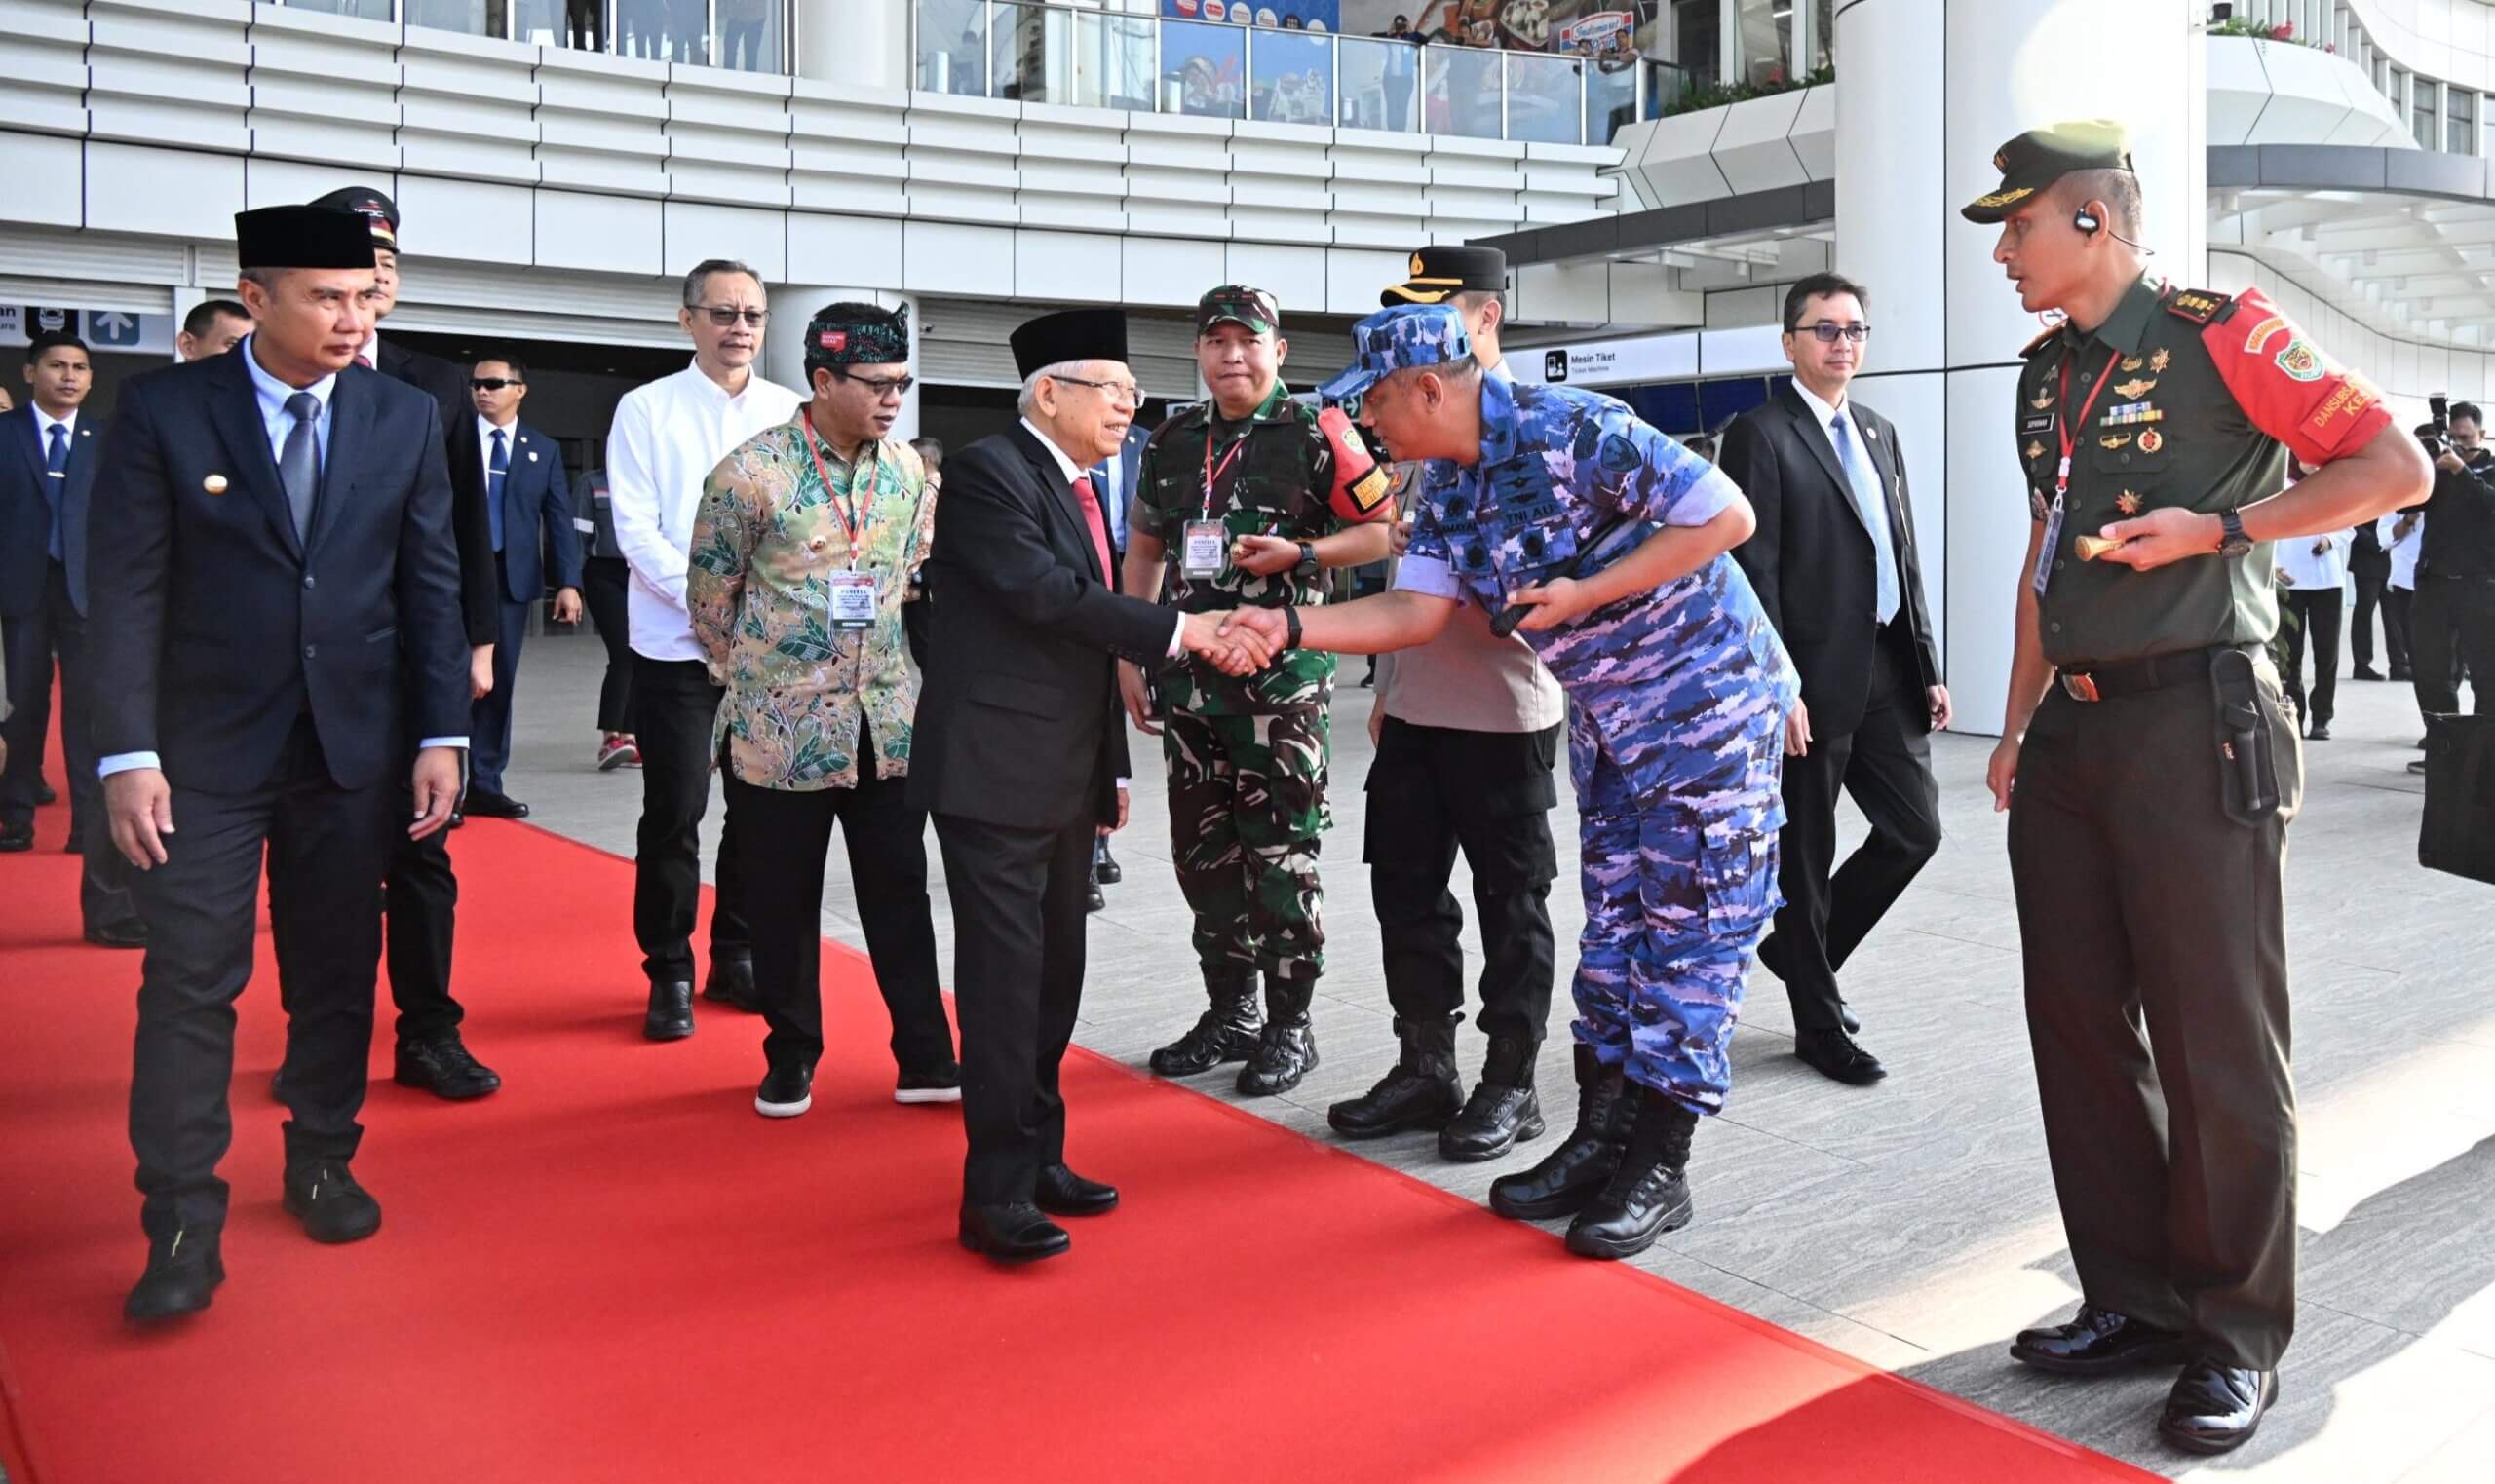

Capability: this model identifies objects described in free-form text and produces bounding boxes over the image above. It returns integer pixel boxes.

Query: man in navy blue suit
[464,352,583,818]
[0,331,146,945]
[89,206,471,1325]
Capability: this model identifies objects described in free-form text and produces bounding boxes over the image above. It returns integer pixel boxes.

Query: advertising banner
[1162,1,1344,30]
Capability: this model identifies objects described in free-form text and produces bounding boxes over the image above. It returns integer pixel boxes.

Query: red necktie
[354,355,373,369]
[1071,476,1112,583]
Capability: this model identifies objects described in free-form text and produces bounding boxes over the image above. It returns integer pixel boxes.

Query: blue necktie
[43,421,67,561]
[280,392,321,543]
[1829,411,1900,626]
[488,428,509,553]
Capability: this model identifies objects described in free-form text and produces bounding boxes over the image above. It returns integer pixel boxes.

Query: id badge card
[1182,519,1227,578]
[827,571,878,630]
[2031,494,2065,597]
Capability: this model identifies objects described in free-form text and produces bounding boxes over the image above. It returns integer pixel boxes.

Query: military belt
[2057,644,2253,704]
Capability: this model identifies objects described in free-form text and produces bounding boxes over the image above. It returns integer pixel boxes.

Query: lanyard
[1201,428,1248,521]
[2054,348,2125,500]
[800,406,872,565]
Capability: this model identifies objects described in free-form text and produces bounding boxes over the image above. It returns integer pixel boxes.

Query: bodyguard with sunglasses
[465,354,582,819]
[1719,273,1946,1088]
[607,258,802,1042]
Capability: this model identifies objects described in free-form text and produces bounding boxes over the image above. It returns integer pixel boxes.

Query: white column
[766,284,922,443]
[1833,0,2205,735]
[797,0,907,89]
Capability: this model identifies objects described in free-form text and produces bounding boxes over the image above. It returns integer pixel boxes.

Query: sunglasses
[469,377,523,391]
[1796,322,1871,344]
[693,305,770,328]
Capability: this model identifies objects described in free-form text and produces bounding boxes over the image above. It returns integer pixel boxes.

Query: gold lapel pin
[204,474,229,494]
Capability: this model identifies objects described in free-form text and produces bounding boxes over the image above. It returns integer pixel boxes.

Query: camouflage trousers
[1570,717,1784,1115]
[1162,706,1331,983]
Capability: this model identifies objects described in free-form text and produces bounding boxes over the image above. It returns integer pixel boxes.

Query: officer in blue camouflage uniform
[1230,304,1796,1260]
[1121,285,1396,1097]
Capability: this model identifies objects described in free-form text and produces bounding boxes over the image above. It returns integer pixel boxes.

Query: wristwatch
[2215,509,2253,558]
[1293,541,1319,579]
[1283,605,1303,650]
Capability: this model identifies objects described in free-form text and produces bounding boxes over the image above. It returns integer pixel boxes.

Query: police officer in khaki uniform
[1968,122,2431,1456]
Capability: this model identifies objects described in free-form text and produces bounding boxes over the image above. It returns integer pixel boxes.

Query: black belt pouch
[2210,647,2281,826]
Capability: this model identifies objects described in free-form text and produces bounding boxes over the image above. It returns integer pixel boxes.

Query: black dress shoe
[35,780,57,806]
[644,979,695,1041]
[958,1201,1070,1263]
[394,1036,502,1099]
[701,955,760,1012]
[895,1060,962,1105]
[283,1161,382,1244]
[2009,1305,2191,1376]
[1563,1088,1698,1260]
[84,919,149,949]
[1490,1046,1634,1220]
[0,826,31,854]
[1093,839,1122,885]
[1795,1027,1888,1085]
[2306,722,2332,742]
[2352,666,2384,680]
[124,1228,223,1325]
[463,789,530,819]
[1328,1016,1463,1139]
[1087,880,1105,913]
[1033,1162,1119,1216]
[2160,1362,2277,1455]
[754,1060,814,1118]
[2391,667,2413,681]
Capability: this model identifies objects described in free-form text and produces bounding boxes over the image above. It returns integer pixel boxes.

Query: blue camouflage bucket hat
[1319,303,1475,405]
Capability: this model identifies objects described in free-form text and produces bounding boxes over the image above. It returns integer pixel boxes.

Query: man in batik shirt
[689,301,959,1121]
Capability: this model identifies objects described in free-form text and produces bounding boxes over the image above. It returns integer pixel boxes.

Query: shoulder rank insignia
[2163,288,2235,325]
[2113,377,2157,399]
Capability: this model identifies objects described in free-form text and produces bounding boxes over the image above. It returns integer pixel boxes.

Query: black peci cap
[1011,308,1129,378]
[234,206,379,271]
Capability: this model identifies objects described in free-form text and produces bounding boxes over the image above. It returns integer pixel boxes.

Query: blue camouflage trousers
[1569,717,1785,1115]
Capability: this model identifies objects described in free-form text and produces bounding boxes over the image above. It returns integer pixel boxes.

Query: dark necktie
[281,391,322,543]
[44,421,68,560]
[489,427,510,552]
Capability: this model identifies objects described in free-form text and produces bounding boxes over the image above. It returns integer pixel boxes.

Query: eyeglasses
[833,369,915,399]
[1797,322,1871,344]
[692,305,770,328]
[1052,373,1143,406]
[469,377,522,391]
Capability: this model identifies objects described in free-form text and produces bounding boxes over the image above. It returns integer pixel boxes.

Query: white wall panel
[1224,243,1327,315]
[88,143,243,242]
[534,188,664,278]
[86,0,248,156]
[0,0,92,139]
[0,130,83,228]
[1124,236,1227,309]
[1017,229,1124,303]
[398,176,535,268]
[787,214,905,290]
[904,220,1015,297]
[1324,247,1412,316]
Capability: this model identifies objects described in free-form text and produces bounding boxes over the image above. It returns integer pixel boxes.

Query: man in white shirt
[607,258,803,1041]
[2274,497,2353,742]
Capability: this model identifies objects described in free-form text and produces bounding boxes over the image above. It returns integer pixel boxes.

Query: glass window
[992,0,1063,103]
[1162,19,1246,120]
[406,0,503,33]
[919,0,990,95]
[1249,28,1334,126]
[616,0,704,64]
[2416,78,2438,150]
[1811,0,1834,71]
[1506,51,1582,144]
[1338,35,1420,133]
[1733,0,1791,86]
[1671,0,1718,89]
[515,0,608,50]
[282,0,395,19]
[1428,42,1502,140]
[2451,88,2476,155]
[713,0,780,72]
[1585,48,1638,142]
[1082,9,1156,112]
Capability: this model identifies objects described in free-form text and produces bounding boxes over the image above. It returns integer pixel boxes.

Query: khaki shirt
[688,417,934,791]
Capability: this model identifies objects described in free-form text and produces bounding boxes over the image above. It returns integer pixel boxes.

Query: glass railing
[915,0,1700,147]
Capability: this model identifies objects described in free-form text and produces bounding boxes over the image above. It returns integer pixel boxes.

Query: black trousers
[2279,588,2344,729]
[2350,547,2394,671]
[1768,636,1943,1034]
[130,715,394,1241]
[275,767,468,1046]
[2411,575,2495,717]
[469,561,532,794]
[935,810,1094,1206]
[2385,586,2418,679]
[2008,664,2301,1370]
[725,757,953,1075]
[583,557,635,734]
[1362,717,1560,1045]
[632,654,747,983]
[2,562,138,930]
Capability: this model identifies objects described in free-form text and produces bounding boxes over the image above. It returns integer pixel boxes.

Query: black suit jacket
[909,424,1175,834]
[85,350,470,794]
[0,405,102,618]
[377,337,499,644]
[1723,383,1940,736]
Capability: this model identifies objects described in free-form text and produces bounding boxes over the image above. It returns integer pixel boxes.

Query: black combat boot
[1148,969,1263,1077]
[1439,1034,1545,1162]
[1563,1084,1699,1259]
[1327,1015,1462,1138]
[1237,973,1320,1096]
[1487,1045,1630,1219]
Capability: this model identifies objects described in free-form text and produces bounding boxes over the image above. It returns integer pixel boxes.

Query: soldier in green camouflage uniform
[1120,285,1396,1096]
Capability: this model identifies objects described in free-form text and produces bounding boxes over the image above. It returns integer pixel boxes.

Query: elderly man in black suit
[1720,272,1949,1086]
[90,205,472,1324]
[910,309,1272,1263]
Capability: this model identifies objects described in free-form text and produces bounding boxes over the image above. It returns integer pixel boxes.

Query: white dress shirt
[606,360,803,662]
[478,412,518,489]
[1790,379,1901,624]
[2277,528,2352,590]
[2381,510,2424,590]
[101,335,465,780]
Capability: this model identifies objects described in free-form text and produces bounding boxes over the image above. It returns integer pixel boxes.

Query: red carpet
[0,742,2156,1483]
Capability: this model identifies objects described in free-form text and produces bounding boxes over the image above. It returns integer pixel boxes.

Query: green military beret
[1961,120,2134,223]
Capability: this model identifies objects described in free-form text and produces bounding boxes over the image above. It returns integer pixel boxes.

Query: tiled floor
[502,628,2495,1480]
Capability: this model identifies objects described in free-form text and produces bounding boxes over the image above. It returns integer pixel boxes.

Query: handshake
[1179,608,1294,677]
